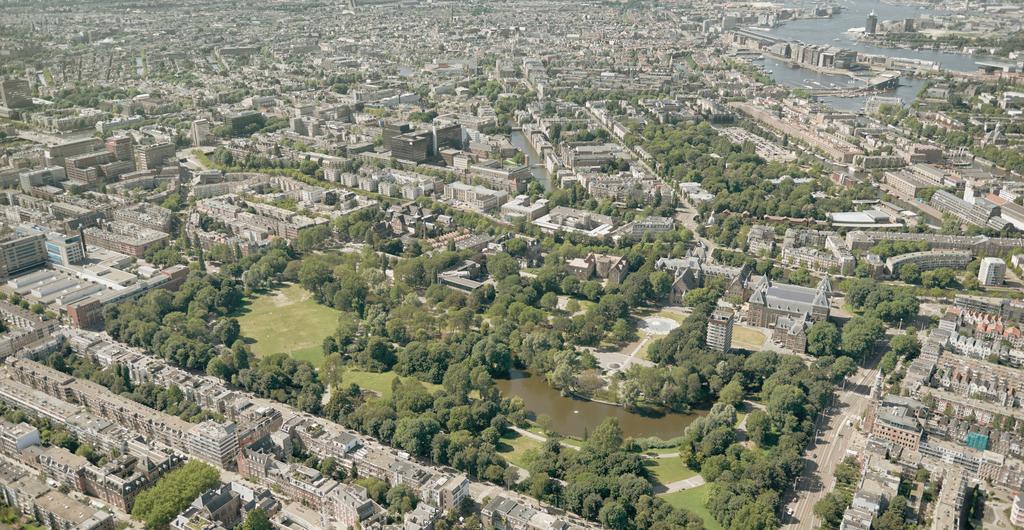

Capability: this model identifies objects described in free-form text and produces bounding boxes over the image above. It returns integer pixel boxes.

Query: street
[781,364,877,529]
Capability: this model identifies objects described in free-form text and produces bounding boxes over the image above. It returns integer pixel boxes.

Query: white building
[978,257,1006,286]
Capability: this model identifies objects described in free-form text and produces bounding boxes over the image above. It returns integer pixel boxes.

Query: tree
[873,496,909,530]
[236,509,272,530]
[610,318,636,342]
[718,379,744,408]
[814,491,851,530]
[898,263,921,284]
[540,291,558,311]
[586,418,624,456]
[889,331,920,360]
[214,318,240,346]
[598,501,629,530]
[393,417,441,456]
[841,316,885,361]
[487,252,519,280]
[806,321,840,357]
[358,337,397,372]
[131,461,220,529]
[386,484,419,514]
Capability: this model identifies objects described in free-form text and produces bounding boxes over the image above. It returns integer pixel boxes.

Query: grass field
[732,325,766,350]
[643,446,682,456]
[236,283,339,368]
[497,432,543,468]
[341,368,442,399]
[645,456,697,486]
[660,484,722,530]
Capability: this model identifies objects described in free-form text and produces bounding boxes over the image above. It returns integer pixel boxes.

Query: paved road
[781,365,877,530]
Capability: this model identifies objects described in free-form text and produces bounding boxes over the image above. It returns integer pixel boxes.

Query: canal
[495,370,700,440]
[510,130,553,192]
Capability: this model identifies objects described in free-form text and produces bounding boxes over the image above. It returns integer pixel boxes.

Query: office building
[382,122,413,152]
[979,257,1006,286]
[225,111,264,136]
[865,12,878,34]
[500,195,549,221]
[44,230,86,266]
[44,138,103,168]
[930,190,1002,229]
[707,308,734,353]
[391,131,433,163]
[191,119,211,146]
[467,162,531,194]
[0,78,31,109]
[866,395,926,451]
[0,227,47,279]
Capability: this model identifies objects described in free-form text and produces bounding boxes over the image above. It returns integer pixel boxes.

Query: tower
[865,12,878,35]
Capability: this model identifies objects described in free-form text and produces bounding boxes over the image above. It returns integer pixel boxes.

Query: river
[495,370,700,439]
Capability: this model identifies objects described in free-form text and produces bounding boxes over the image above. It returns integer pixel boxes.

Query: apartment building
[466,162,531,194]
[0,460,114,530]
[931,190,1004,230]
[884,250,973,277]
[500,195,549,221]
[133,143,176,171]
[83,221,169,257]
[188,421,241,470]
[707,308,734,353]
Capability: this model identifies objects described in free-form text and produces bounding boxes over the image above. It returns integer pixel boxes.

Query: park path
[661,474,706,493]
[510,426,580,450]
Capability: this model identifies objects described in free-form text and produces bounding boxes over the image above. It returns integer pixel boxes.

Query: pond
[495,369,700,440]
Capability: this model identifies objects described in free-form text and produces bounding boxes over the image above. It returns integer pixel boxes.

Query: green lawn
[645,456,697,486]
[660,484,722,530]
[236,283,340,368]
[497,432,543,468]
[732,325,766,349]
[341,368,441,400]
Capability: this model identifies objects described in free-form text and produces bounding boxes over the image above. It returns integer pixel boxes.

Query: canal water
[495,370,700,440]
[510,130,553,191]
[757,56,926,112]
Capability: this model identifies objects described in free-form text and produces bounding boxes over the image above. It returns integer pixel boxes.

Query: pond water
[495,369,700,440]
